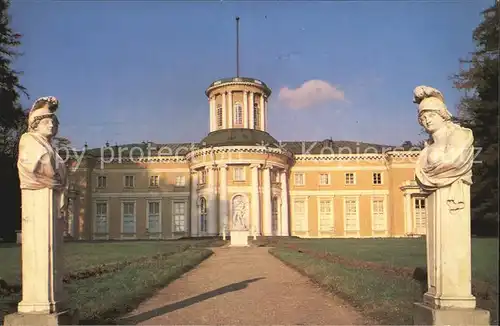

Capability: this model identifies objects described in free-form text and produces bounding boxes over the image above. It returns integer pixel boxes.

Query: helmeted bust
[413,85,474,213]
[17,96,68,210]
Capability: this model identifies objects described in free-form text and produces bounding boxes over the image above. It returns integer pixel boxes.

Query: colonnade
[209,91,267,131]
[189,163,289,237]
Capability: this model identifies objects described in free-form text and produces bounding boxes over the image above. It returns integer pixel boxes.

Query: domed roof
[199,128,280,148]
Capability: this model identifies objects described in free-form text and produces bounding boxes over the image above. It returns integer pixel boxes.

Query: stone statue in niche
[18,96,68,212]
[232,195,248,230]
[413,85,474,214]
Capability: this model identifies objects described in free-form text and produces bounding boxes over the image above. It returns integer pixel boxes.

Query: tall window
[344,197,358,231]
[95,202,107,234]
[372,197,385,231]
[272,197,279,234]
[293,199,307,232]
[173,201,186,232]
[217,105,223,127]
[147,201,161,234]
[122,202,136,234]
[97,176,107,188]
[233,102,243,125]
[414,198,426,235]
[254,103,260,128]
[319,199,333,232]
[199,197,207,232]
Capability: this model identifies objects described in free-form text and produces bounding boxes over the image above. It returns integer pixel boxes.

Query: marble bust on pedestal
[412,86,489,325]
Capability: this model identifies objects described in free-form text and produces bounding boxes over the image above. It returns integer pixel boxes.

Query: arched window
[253,103,260,129]
[199,197,207,232]
[272,196,279,235]
[233,102,243,125]
[217,106,223,128]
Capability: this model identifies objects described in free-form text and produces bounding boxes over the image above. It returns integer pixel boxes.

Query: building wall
[67,150,423,240]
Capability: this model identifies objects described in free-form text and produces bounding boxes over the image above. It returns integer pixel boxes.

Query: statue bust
[413,86,474,213]
[17,96,68,211]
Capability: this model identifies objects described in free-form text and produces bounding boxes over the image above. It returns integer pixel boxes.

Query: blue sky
[10,0,493,149]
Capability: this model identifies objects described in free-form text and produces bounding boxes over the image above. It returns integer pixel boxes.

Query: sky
[9,0,493,149]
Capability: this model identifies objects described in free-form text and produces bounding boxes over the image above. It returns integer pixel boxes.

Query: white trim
[186,146,293,160]
[343,196,360,236]
[319,172,331,185]
[317,196,334,235]
[291,196,309,235]
[344,172,356,185]
[146,199,162,239]
[290,190,389,196]
[92,200,109,240]
[291,165,388,172]
[293,172,305,186]
[121,200,137,239]
[93,192,189,198]
[175,175,186,186]
[190,159,287,170]
[233,166,246,181]
[93,168,189,174]
[371,195,388,235]
[171,199,188,234]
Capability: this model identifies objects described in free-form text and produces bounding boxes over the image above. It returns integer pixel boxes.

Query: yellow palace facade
[65,77,428,240]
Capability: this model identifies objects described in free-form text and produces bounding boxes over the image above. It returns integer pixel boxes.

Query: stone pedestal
[230,230,249,247]
[413,185,490,325]
[3,188,78,326]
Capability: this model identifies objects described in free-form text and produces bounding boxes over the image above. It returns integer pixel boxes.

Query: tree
[0,0,27,241]
[452,4,499,236]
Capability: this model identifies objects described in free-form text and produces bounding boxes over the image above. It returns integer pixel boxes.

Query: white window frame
[371,196,387,233]
[271,196,280,235]
[172,200,188,233]
[123,175,135,188]
[414,197,427,235]
[372,172,383,185]
[345,172,356,185]
[175,175,186,186]
[149,175,160,187]
[294,172,305,186]
[93,200,109,239]
[319,173,330,185]
[199,170,206,185]
[96,175,107,188]
[343,196,360,234]
[233,167,245,181]
[199,197,208,233]
[146,199,162,238]
[292,196,308,234]
[317,197,334,233]
[121,200,137,239]
[233,102,243,125]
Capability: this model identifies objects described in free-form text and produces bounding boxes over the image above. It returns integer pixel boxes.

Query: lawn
[269,237,498,325]
[0,239,220,323]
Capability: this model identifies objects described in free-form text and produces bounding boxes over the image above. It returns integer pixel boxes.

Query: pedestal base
[3,309,79,326]
[230,230,249,247]
[413,302,490,325]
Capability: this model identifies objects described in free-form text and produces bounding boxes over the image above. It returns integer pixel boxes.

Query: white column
[190,171,199,237]
[207,165,217,235]
[228,91,233,128]
[260,95,265,131]
[219,164,228,235]
[248,92,254,129]
[251,164,261,235]
[404,193,413,235]
[244,91,249,129]
[280,170,289,236]
[262,165,272,236]
[423,186,476,309]
[17,188,67,313]
[210,96,216,132]
[222,92,227,129]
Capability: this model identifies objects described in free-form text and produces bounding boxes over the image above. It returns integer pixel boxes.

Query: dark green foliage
[452,4,499,235]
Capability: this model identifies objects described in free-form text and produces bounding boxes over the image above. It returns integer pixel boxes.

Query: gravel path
[119,247,368,325]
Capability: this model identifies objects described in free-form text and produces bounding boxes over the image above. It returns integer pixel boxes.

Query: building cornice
[185,145,293,160]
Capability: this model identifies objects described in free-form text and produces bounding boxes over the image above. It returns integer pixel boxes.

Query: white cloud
[278,79,345,110]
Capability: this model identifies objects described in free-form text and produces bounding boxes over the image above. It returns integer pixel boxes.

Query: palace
[65,76,428,240]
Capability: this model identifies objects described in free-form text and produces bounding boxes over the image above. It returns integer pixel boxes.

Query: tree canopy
[452,3,499,235]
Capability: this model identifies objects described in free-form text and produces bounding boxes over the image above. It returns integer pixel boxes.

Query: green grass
[270,237,498,325]
[0,240,216,323]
